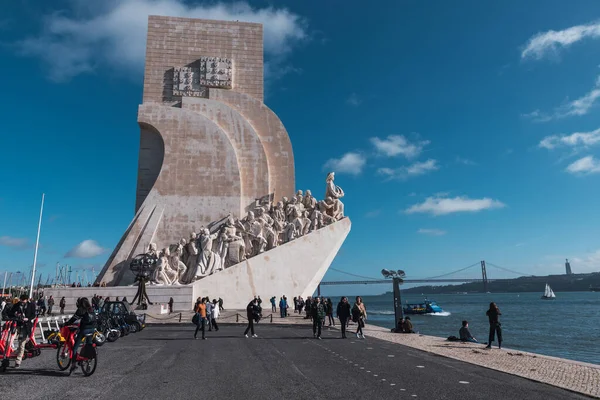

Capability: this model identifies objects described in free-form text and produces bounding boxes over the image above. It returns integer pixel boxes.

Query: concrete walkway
[147,310,600,398]
[1,324,590,400]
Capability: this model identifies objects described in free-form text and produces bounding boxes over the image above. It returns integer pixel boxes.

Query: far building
[565,259,572,275]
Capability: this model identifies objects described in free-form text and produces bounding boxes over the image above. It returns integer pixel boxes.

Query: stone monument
[84,15,351,309]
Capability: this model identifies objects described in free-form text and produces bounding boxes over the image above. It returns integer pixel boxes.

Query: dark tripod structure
[129,253,157,307]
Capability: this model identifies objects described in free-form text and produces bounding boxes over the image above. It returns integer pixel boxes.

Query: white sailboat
[541,283,556,300]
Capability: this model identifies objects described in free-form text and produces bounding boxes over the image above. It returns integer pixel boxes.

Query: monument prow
[88,15,349,308]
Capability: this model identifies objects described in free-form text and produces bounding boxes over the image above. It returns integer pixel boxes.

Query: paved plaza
[0,324,589,400]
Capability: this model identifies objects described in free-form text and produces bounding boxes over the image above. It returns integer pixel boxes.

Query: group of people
[192,297,221,340]
[445,302,503,348]
[1,294,67,322]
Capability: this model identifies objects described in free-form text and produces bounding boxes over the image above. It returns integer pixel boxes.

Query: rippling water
[328,291,600,365]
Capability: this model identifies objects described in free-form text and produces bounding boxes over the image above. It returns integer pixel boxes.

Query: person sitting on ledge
[392,318,405,333]
[402,316,415,333]
[459,320,478,343]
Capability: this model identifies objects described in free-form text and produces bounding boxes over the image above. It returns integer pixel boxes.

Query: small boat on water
[403,300,444,315]
[541,283,556,300]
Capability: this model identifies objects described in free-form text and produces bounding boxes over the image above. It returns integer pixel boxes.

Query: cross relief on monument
[173,57,233,97]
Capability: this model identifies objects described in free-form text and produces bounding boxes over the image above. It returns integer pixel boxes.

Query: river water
[327,291,600,365]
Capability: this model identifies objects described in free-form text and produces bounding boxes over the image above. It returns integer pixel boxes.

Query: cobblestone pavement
[360,323,600,399]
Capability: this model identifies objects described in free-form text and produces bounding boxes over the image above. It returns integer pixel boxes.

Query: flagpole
[29,193,45,299]
[1,271,7,297]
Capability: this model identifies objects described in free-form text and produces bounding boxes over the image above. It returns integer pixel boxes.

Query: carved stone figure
[283,221,296,243]
[185,233,199,271]
[301,211,311,236]
[169,244,187,283]
[217,216,245,268]
[151,248,172,285]
[325,172,345,220]
[197,228,222,277]
[310,208,323,231]
[147,243,158,258]
[303,190,317,212]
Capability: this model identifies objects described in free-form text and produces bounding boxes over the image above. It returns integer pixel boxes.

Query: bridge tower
[481,260,488,292]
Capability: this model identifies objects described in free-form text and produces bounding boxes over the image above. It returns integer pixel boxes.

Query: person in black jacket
[336,297,351,338]
[11,294,37,368]
[65,297,96,373]
[244,298,259,338]
[485,302,502,349]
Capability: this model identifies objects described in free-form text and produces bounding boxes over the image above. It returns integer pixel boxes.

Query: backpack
[351,305,361,323]
[192,313,200,325]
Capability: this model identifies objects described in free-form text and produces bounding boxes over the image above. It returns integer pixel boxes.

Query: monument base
[45,218,351,311]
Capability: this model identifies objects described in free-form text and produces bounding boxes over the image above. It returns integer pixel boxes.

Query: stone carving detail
[173,67,208,97]
[147,173,346,285]
[200,57,232,88]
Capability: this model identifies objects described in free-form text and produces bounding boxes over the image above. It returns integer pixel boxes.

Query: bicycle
[56,325,97,376]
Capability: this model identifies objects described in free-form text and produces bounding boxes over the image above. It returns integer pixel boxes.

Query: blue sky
[1,0,600,294]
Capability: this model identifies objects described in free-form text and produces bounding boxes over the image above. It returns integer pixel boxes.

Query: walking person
[270,296,276,313]
[336,297,351,338]
[279,297,286,318]
[485,302,502,349]
[206,298,214,331]
[47,295,55,316]
[211,299,220,331]
[326,298,335,326]
[168,297,174,314]
[352,296,367,339]
[10,294,36,368]
[311,297,325,339]
[194,298,207,340]
[244,298,259,338]
[218,297,224,311]
[59,297,66,315]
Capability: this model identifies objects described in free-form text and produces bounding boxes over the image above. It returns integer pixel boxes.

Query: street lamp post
[381,269,405,331]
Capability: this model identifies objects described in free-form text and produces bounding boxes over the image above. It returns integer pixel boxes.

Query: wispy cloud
[565,156,600,174]
[455,156,476,166]
[524,75,600,121]
[364,210,381,218]
[323,152,366,175]
[377,159,439,180]
[65,240,108,258]
[346,93,361,106]
[405,195,506,216]
[0,236,29,249]
[521,21,600,60]
[417,228,447,236]
[370,135,430,158]
[16,1,308,82]
[539,127,600,150]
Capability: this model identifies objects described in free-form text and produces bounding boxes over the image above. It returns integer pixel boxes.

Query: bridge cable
[328,267,379,281]
[486,262,532,277]
[423,262,481,280]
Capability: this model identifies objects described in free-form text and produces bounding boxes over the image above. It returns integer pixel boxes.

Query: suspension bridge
[319,260,532,293]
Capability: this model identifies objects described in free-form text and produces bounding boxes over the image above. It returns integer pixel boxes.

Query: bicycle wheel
[56,342,71,370]
[80,350,97,376]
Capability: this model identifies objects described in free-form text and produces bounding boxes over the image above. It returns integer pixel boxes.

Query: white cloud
[65,240,108,258]
[521,21,600,60]
[0,236,29,249]
[539,128,600,150]
[323,152,366,175]
[570,250,600,272]
[17,0,307,82]
[377,159,439,180]
[365,210,381,218]
[455,156,476,166]
[526,76,600,121]
[405,195,506,216]
[370,135,430,158]
[346,93,361,106]
[565,156,600,174]
[417,228,446,236]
